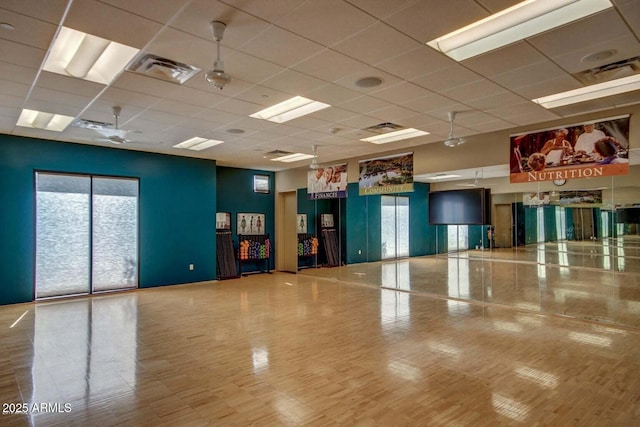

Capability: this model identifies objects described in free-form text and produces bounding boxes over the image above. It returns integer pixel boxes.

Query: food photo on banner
[307,163,348,199]
[358,152,414,195]
[509,115,630,183]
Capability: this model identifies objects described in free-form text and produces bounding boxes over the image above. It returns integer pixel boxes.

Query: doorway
[495,204,512,248]
[573,208,595,240]
[35,172,139,299]
[381,195,409,259]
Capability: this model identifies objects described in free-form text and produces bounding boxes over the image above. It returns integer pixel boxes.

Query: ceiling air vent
[264,149,293,158]
[126,54,201,85]
[362,122,404,134]
[575,56,640,85]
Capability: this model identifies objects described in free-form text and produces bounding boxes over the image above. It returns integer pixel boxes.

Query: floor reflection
[299,237,640,328]
[30,294,137,409]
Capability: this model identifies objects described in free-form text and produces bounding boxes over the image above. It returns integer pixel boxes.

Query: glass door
[35,173,91,298]
[35,173,139,299]
[92,177,139,292]
[381,195,409,259]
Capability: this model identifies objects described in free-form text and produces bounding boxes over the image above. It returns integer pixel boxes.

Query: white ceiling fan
[205,20,231,90]
[456,170,480,187]
[310,144,320,169]
[93,106,136,144]
[444,111,466,147]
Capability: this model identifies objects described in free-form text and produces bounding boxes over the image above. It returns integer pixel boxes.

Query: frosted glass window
[92,177,138,292]
[36,173,91,298]
[381,195,409,259]
[447,225,468,252]
[35,172,139,299]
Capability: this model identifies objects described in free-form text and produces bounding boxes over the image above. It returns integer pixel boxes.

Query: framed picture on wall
[296,214,307,234]
[216,212,231,230]
[321,213,334,228]
[253,175,270,193]
[237,213,265,235]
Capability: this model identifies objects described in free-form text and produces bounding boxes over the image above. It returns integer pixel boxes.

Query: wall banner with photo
[358,152,414,196]
[509,115,630,183]
[307,163,348,199]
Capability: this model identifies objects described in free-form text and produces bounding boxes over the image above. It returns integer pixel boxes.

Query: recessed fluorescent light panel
[427,0,613,61]
[532,74,640,108]
[250,96,330,123]
[360,128,429,144]
[428,174,461,180]
[173,137,223,151]
[43,26,139,84]
[17,109,74,132]
[270,153,315,163]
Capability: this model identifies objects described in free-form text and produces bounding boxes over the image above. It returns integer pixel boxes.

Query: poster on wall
[307,163,348,199]
[509,115,630,183]
[237,213,265,235]
[523,192,551,206]
[296,214,307,234]
[358,152,413,195]
[557,190,603,206]
[216,212,231,230]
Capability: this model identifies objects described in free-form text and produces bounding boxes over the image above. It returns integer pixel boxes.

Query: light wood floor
[2,244,640,425]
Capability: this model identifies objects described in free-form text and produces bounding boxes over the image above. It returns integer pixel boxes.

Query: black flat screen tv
[429,188,491,225]
[616,207,640,224]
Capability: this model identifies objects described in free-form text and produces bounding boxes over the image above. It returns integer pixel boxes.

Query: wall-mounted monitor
[428,188,491,225]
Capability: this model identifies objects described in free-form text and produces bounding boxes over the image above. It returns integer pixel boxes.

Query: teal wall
[0,134,217,305]
[544,206,557,242]
[345,182,434,263]
[217,167,275,272]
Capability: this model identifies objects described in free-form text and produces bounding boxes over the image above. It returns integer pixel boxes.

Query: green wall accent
[544,206,557,242]
[524,207,539,244]
[0,134,217,305]
[216,167,275,272]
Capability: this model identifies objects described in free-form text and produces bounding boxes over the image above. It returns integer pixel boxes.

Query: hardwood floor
[1,242,640,425]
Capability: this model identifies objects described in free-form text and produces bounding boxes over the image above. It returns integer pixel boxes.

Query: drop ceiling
[0,0,639,172]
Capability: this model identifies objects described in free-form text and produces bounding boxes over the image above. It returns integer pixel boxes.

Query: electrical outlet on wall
[189,264,194,271]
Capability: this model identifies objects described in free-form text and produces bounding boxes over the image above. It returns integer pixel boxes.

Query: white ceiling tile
[440,80,505,103]
[369,105,421,123]
[413,65,482,92]
[529,9,627,56]
[550,35,640,74]
[346,0,417,20]
[492,61,571,91]
[463,42,547,77]
[225,51,286,84]
[276,0,378,47]
[464,91,527,110]
[292,49,367,83]
[260,70,329,95]
[36,72,105,98]
[113,72,225,108]
[239,26,325,68]
[402,93,462,114]
[64,0,164,49]
[332,22,419,65]
[370,82,434,104]
[305,84,364,106]
[385,0,489,44]
[101,0,192,25]
[336,95,389,115]
[171,0,272,48]
[511,76,583,100]
[0,80,30,99]
[0,8,58,50]
[375,46,456,80]
[0,39,45,68]
[0,0,69,24]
